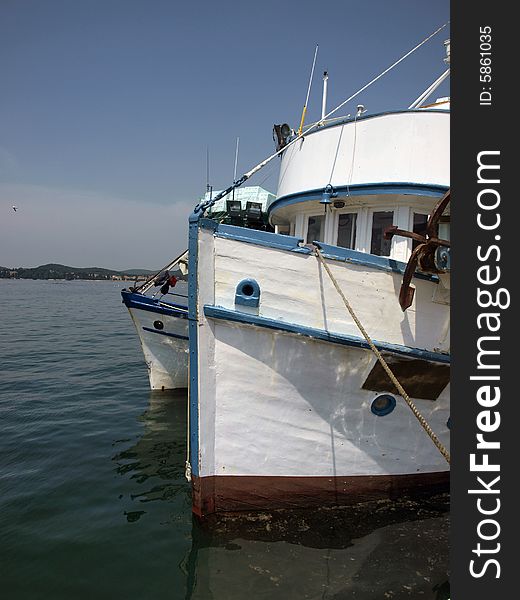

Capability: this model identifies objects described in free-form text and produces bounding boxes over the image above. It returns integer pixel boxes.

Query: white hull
[189,223,450,514]
[204,320,449,478]
[122,292,189,390]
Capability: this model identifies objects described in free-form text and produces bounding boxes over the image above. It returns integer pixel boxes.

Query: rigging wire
[321,21,450,123]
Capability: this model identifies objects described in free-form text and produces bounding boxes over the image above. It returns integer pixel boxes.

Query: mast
[297,44,319,135]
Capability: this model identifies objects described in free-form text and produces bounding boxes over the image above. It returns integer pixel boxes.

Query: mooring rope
[314,247,451,465]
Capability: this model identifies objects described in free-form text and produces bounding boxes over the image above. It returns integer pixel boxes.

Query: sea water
[0,280,449,599]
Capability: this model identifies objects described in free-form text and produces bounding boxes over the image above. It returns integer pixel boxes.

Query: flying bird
[12,205,18,212]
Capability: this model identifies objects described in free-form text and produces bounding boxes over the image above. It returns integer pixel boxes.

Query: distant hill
[120,268,156,276]
[0,263,157,281]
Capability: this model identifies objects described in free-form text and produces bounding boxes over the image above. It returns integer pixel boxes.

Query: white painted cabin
[269,107,450,263]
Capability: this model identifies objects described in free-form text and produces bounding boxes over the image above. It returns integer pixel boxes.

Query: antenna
[206,146,212,200]
[233,137,240,182]
[297,44,319,136]
[232,137,240,203]
[321,70,329,121]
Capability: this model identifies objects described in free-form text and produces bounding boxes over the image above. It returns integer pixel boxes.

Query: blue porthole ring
[371,394,396,417]
[235,278,260,307]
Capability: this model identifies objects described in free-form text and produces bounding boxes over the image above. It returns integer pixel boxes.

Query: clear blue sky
[0,0,449,269]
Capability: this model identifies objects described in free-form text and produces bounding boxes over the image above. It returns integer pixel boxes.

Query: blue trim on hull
[201,220,310,254]
[188,213,200,477]
[121,290,188,319]
[316,242,439,283]
[142,327,189,341]
[203,305,450,365]
[204,221,439,283]
[268,183,449,217]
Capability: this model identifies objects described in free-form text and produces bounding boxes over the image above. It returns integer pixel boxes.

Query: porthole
[153,320,164,330]
[447,417,451,430]
[241,283,255,296]
[371,394,396,417]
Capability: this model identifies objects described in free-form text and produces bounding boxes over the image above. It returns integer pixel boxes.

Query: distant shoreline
[0,276,144,282]
[0,263,155,282]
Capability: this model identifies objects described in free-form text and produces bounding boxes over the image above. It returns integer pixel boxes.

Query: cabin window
[439,217,450,241]
[412,213,429,249]
[337,213,357,249]
[306,215,325,243]
[370,211,394,256]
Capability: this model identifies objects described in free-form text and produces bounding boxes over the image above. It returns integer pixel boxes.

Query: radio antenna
[233,137,240,182]
[205,146,212,200]
[232,137,240,203]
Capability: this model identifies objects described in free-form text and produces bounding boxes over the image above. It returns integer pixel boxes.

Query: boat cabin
[268,99,450,264]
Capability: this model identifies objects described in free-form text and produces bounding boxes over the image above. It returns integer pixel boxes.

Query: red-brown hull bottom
[192,471,450,517]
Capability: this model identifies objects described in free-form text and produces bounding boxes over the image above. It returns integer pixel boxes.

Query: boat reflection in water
[113,391,449,599]
[112,389,191,522]
[187,504,450,600]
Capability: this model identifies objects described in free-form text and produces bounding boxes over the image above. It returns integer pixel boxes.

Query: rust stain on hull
[192,471,449,517]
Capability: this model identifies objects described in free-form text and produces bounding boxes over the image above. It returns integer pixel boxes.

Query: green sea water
[0,280,449,599]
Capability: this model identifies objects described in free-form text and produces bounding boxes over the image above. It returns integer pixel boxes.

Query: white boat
[121,251,190,391]
[186,38,451,516]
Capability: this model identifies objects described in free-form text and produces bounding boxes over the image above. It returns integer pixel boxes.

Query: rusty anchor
[384,190,451,311]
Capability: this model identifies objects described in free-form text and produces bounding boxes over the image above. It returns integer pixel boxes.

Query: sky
[0,0,450,270]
